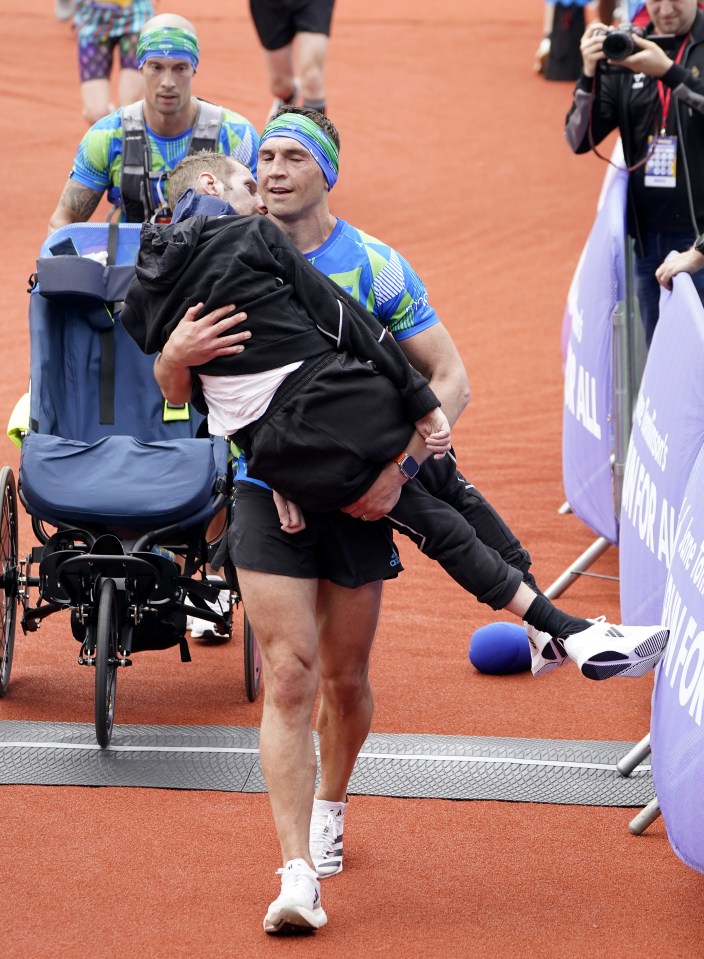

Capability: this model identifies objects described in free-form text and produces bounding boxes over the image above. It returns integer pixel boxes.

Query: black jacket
[565,12,704,251]
[122,203,437,424]
[121,199,441,510]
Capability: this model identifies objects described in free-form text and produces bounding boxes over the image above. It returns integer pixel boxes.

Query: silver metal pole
[617,733,651,777]
[612,296,629,518]
[544,536,612,600]
[612,237,645,517]
[628,796,661,835]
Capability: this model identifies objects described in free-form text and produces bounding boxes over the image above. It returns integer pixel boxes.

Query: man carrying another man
[147,113,670,935]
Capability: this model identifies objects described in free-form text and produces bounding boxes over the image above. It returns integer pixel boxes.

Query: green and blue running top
[306,218,439,341]
[69,103,260,213]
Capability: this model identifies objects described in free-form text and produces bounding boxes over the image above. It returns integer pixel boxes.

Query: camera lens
[602,30,636,61]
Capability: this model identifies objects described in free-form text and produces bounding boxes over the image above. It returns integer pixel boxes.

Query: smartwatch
[395,452,420,480]
[695,233,704,256]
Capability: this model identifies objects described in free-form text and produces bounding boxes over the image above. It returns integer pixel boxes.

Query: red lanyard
[657,36,690,134]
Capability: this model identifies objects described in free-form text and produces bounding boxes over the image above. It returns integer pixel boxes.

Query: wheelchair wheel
[244,612,262,702]
[94,577,118,748]
[0,467,18,697]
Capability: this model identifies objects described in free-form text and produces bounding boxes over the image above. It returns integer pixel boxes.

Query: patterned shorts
[78,32,139,82]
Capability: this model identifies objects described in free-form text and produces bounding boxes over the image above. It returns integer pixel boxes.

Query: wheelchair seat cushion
[20,433,218,527]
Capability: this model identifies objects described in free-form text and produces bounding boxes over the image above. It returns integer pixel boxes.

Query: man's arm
[47,179,104,235]
[153,302,251,404]
[567,30,704,153]
[341,323,470,520]
[397,323,470,427]
[565,21,621,154]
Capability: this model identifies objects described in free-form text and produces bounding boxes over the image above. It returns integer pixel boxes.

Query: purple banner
[619,275,704,624]
[561,166,627,543]
[652,443,704,874]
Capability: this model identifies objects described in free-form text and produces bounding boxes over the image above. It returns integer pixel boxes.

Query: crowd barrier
[561,162,626,544]
[619,275,704,625]
[562,162,704,874]
[622,275,704,874]
[553,152,641,599]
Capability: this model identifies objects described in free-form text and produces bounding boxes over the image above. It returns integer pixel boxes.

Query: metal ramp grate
[0,721,653,806]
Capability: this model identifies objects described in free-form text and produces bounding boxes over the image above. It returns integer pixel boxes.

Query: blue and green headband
[260,114,339,190]
[137,27,200,71]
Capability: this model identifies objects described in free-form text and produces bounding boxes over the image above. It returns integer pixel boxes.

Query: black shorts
[249,0,336,50]
[228,481,402,588]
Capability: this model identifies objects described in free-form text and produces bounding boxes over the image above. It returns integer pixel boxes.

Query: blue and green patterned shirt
[69,101,259,212]
[305,218,439,341]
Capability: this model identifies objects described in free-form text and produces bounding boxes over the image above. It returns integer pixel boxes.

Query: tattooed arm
[47,180,104,235]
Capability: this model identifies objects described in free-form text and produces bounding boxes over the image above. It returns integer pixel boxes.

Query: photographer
[565,0,704,346]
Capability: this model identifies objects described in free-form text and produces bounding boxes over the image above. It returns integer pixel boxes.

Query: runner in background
[72,1,156,125]
[249,0,336,123]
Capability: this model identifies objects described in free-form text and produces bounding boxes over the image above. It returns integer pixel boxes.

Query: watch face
[401,454,420,478]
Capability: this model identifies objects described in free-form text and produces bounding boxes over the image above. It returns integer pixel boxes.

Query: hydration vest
[120,99,225,223]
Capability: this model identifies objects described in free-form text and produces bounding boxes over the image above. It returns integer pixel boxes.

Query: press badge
[644,135,677,188]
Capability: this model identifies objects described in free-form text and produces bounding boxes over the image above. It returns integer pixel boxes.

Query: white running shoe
[525,623,567,677]
[186,576,230,640]
[263,858,327,935]
[309,798,346,878]
[563,622,670,680]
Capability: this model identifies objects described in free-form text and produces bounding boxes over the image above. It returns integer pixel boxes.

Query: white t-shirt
[199,361,303,436]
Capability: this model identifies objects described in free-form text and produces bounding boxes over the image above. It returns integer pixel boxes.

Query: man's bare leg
[262,43,297,103]
[308,579,382,879]
[315,579,382,802]
[236,567,320,867]
[296,32,329,110]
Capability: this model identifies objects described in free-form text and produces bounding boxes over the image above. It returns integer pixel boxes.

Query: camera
[601,25,645,61]
[600,26,680,63]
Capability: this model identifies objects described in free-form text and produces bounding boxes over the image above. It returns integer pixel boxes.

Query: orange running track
[0,2,702,956]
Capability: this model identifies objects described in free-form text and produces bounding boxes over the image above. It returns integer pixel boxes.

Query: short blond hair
[168,153,246,208]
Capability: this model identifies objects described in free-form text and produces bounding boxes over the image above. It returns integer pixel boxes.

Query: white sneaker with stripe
[309,798,346,878]
[525,623,567,677]
[263,858,327,935]
[563,622,670,680]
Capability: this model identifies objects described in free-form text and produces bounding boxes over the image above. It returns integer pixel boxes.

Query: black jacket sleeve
[664,60,704,116]
[565,73,619,154]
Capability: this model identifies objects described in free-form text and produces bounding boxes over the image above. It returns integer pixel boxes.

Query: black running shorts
[249,0,336,51]
[228,481,402,588]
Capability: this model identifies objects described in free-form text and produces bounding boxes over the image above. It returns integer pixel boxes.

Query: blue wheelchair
[0,223,261,746]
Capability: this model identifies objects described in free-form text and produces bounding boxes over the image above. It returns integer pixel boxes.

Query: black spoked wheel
[94,577,119,748]
[244,612,262,702]
[0,467,18,697]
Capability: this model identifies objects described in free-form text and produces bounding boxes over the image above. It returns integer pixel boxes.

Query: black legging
[386,452,533,611]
